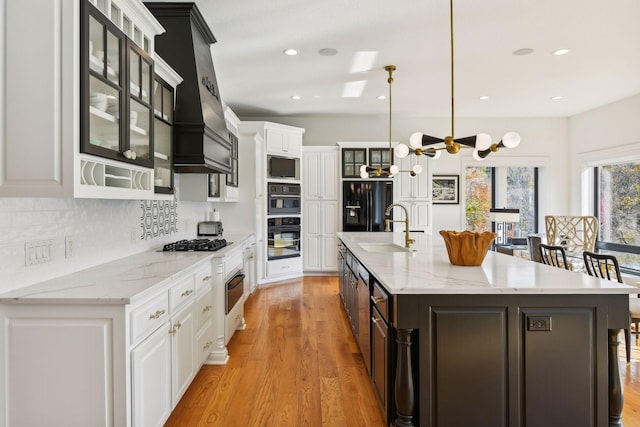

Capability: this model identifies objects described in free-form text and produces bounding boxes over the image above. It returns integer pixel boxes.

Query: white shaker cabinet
[393,154,433,233]
[265,126,302,157]
[303,148,338,200]
[131,322,172,427]
[169,300,196,405]
[302,147,339,273]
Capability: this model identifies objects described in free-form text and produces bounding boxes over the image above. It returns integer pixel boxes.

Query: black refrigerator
[343,180,394,232]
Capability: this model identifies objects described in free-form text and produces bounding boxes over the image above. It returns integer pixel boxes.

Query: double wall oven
[267,183,301,261]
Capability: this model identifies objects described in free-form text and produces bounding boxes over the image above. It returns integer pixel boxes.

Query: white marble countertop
[0,232,252,305]
[338,232,639,295]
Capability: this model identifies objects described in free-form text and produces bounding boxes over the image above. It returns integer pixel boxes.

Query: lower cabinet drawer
[169,275,196,312]
[196,320,214,367]
[195,288,213,331]
[266,257,302,276]
[131,292,169,345]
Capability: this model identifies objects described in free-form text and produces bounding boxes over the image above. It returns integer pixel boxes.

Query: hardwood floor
[166,276,640,427]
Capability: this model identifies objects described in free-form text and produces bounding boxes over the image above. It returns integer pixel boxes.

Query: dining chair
[539,243,571,270]
[583,250,639,362]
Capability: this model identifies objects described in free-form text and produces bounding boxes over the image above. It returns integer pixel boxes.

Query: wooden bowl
[439,230,497,266]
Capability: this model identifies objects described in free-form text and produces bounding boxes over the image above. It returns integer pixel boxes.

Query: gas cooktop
[162,238,230,252]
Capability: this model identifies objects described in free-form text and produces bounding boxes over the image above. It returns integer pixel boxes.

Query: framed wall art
[432,175,459,204]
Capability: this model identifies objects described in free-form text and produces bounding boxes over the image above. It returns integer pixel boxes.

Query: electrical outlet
[65,236,73,258]
[527,316,552,331]
[25,239,54,266]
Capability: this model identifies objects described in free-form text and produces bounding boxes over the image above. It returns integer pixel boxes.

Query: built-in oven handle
[227,272,245,290]
[269,194,300,198]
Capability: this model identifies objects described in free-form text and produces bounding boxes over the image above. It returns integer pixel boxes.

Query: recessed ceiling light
[551,96,563,100]
[318,48,338,56]
[291,95,301,100]
[377,95,387,100]
[512,48,534,56]
[552,48,570,56]
[283,48,298,56]
[479,95,489,100]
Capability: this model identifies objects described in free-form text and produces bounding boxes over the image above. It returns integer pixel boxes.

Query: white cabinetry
[0,256,221,427]
[131,322,172,427]
[397,155,430,200]
[266,127,302,157]
[393,155,433,233]
[242,122,305,284]
[0,0,175,199]
[303,148,339,273]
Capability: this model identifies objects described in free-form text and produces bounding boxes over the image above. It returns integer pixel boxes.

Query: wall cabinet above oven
[0,0,181,199]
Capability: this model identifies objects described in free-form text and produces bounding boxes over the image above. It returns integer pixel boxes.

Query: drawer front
[372,280,389,322]
[266,257,302,276]
[131,291,169,345]
[196,288,213,331]
[196,320,214,367]
[169,275,196,312]
[195,264,213,294]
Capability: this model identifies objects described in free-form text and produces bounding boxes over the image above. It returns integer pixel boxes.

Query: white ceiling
[184,0,640,119]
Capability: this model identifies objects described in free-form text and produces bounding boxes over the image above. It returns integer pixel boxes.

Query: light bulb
[412,164,423,175]
[389,164,400,175]
[360,165,368,174]
[502,131,521,148]
[473,149,486,161]
[409,132,423,148]
[360,170,369,179]
[394,144,409,159]
[475,133,492,151]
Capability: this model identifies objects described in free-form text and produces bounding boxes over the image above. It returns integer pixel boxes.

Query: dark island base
[391,294,629,427]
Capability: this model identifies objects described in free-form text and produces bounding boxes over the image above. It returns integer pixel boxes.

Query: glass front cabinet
[81,1,154,168]
[153,76,174,193]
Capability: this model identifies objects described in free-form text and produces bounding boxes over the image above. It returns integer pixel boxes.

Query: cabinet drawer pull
[202,275,211,282]
[173,321,182,329]
[169,328,176,335]
[371,316,379,324]
[203,341,212,350]
[149,309,166,319]
[181,289,193,297]
[202,305,212,313]
[371,296,385,305]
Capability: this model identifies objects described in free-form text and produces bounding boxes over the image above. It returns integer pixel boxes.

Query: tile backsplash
[0,197,210,293]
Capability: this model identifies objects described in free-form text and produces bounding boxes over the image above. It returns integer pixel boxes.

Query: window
[465,166,539,239]
[594,162,640,272]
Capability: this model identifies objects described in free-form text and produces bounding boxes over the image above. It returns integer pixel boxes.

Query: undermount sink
[358,242,410,253]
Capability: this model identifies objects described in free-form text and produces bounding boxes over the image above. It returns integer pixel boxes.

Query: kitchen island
[337,232,636,427]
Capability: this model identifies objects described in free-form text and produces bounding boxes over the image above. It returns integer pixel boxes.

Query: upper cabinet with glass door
[153,74,174,193]
[81,1,154,168]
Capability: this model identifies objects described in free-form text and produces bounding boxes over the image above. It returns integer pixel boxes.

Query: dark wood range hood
[145,2,232,174]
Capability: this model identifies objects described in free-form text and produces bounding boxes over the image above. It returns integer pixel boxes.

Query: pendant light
[359,65,422,178]
[394,0,521,161]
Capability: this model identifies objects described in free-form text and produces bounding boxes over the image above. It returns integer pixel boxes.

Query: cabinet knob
[169,328,176,335]
[174,321,182,329]
[149,309,166,319]
[203,341,212,350]
[371,316,379,324]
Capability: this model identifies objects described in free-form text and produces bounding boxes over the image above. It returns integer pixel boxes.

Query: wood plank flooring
[165,276,640,427]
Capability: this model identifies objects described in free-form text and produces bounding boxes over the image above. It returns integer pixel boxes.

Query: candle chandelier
[394,0,521,161]
[359,65,423,178]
